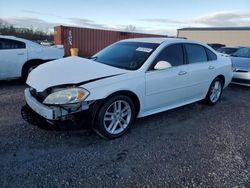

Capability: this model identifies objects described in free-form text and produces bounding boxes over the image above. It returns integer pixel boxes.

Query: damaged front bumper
[21,88,91,126]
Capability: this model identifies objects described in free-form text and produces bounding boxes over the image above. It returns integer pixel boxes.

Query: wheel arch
[91,90,141,119]
[89,89,141,132]
[21,59,47,77]
[216,74,225,87]
[204,75,225,105]
[204,74,225,100]
[105,90,141,116]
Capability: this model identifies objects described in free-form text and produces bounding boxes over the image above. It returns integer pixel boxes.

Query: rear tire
[93,95,136,139]
[205,78,223,105]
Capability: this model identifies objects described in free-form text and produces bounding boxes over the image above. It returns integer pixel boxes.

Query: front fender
[82,75,146,112]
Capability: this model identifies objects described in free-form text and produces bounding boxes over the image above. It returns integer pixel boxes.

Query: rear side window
[185,44,207,64]
[154,44,184,67]
[0,38,26,50]
[205,48,217,61]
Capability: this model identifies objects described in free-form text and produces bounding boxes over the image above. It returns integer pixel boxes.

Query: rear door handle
[178,71,187,76]
[208,66,215,70]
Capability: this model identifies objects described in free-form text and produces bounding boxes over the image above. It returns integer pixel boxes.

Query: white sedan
[22,38,232,139]
[0,35,64,80]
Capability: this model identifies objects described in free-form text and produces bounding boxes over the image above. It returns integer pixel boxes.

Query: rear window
[0,38,26,50]
[205,48,217,61]
[185,44,207,64]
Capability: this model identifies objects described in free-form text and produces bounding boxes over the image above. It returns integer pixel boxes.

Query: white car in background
[0,35,64,80]
[22,38,232,139]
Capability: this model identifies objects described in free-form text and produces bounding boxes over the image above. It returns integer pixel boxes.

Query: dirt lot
[0,81,249,187]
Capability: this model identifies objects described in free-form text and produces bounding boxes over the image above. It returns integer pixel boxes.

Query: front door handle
[178,71,187,76]
[208,66,215,70]
[17,53,25,55]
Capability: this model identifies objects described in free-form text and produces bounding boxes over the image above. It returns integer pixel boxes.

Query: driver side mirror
[154,61,172,70]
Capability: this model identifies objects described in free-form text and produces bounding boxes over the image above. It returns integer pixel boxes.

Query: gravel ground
[0,81,249,188]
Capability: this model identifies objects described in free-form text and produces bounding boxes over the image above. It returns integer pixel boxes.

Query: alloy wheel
[103,100,132,135]
[209,80,222,103]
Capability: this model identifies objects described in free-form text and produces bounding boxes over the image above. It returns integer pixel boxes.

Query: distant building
[177,27,250,46]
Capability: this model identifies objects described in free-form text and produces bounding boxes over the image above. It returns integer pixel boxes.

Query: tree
[125,25,136,33]
[0,22,53,42]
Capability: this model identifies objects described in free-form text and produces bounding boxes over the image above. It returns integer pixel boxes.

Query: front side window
[91,42,159,70]
[185,44,207,64]
[0,38,26,50]
[153,44,184,67]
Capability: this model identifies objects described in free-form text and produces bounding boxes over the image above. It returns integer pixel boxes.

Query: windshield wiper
[89,56,98,61]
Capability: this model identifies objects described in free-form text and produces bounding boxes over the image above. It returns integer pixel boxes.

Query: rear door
[145,44,190,112]
[184,43,218,100]
[0,38,27,79]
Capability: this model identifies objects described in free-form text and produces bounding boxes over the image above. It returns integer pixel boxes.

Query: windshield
[231,47,250,58]
[217,48,238,55]
[90,41,159,70]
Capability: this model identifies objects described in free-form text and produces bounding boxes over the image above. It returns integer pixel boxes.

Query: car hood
[27,56,128,92]
[231,56,250,70]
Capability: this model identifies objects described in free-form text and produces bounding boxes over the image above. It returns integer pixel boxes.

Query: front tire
[94,95,136,139]
[22,64,39,82]
[205,78,223,105]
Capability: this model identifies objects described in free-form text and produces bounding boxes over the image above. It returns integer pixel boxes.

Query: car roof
[0,35,33,43]
[0,35,42,47]
[0,35,23,40]
[121,37,188,44]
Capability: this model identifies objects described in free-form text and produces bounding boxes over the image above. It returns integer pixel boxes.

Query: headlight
[43,88,90,105]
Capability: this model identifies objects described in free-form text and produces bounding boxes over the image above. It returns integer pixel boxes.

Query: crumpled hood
[231,56,250,70]
[27,56,128,92]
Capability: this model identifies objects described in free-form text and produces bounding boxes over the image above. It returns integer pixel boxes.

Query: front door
[144,44,190,113]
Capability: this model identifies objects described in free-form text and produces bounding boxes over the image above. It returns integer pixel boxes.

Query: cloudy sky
[0,0,250,35]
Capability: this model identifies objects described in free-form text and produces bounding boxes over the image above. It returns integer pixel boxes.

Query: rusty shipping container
[54,25,165,57]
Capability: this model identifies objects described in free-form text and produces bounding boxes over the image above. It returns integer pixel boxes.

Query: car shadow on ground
[8,81,249,143]
[28,100,206,140]
[26,84,249,136]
